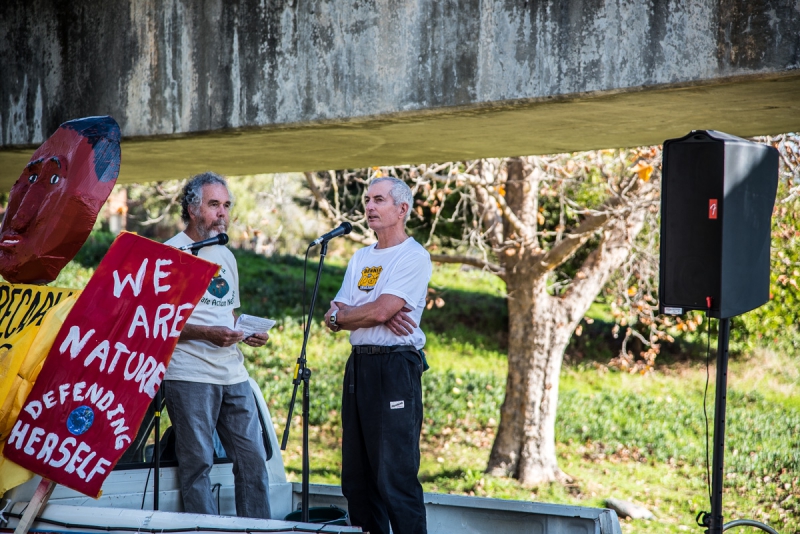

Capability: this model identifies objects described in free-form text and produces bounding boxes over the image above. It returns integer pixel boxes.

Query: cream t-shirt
[163,232,248,385]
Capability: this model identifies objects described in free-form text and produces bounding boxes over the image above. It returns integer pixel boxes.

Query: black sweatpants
[341,348,427,534]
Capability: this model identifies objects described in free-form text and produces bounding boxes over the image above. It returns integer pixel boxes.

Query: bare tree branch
[536,210,612,273]
[429,253,505,279]
[305,171,374,245]
[304,172,337,220]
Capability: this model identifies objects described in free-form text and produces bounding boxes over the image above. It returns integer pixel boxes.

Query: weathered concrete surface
[1,0,798,188]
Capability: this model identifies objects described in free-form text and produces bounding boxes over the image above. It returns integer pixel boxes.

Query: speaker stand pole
[707,317,731,534]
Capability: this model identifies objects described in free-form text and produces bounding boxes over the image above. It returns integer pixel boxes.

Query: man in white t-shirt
[164,173,271,519]
[324,177,432,534]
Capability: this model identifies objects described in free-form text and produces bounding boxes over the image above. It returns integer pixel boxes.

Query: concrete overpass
[1,0,798,189]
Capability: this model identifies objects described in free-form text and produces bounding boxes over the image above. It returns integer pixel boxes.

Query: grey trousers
[165,380,270,519]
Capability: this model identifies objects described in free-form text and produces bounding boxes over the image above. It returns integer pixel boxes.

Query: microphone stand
[153,389,161,510]
[281,240,329,523]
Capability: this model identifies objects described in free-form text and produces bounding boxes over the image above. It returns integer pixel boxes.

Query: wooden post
[13,478,55,534]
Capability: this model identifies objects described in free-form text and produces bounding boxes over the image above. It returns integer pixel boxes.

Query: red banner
[4,232,219,497]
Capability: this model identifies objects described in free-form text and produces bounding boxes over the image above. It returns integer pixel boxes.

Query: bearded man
[164,172,271,519]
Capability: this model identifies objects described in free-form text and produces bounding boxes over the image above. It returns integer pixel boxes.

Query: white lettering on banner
[65,442,92,474]
[9,404,121,474]
[109,419,129,437]
[7,420,29,447]
[23,427,45,455]
[50,437,75,468]
[170,303,194,337]
[59,326,96,360]
[112,258,148,298]
[97,391,115,411]
[134,357,157,390]
[154,259,172,294]
[128,306,150,338]
[86,458,112,482]
[23,401,41,420]
[153,304,175,341]
[152,304,175,340]
[83,340,110,371]
[36,433,59,462]
[126,304,193,340]
[106,403,124,419]
[76,451,98,479]
[73,382,86,401]
[9,424,112,482]
[143,363,165,398]
[109,342,129,373]
[124,352,143,379]
[26,383,117,414]
[85,383,105,404]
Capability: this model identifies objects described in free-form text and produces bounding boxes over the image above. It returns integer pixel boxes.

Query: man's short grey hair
[180,172,233,224]
[370,177,413,223]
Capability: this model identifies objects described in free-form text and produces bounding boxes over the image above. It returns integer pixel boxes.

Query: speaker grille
[661,139,724,311]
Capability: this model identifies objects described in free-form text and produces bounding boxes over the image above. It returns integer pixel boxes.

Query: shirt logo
[390,400,405,410]
[358,266,383,292]
[207,276,230,298]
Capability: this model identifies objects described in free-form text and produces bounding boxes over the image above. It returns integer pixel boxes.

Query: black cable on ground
[722,519,781,534]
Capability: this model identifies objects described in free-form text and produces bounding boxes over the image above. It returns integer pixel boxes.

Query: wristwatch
[329,309,339,328]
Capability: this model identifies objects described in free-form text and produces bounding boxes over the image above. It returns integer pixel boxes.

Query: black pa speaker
[659,130,779,318]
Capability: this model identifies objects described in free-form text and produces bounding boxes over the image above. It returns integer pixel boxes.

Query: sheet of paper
[234,314,276,337]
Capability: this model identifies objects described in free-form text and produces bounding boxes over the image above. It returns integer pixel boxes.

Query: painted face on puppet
[0,116,120,284]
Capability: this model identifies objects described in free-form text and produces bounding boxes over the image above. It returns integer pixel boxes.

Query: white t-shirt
[163,232,248,385]
[334,237,432,349]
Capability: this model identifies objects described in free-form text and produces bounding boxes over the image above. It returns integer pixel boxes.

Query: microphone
[310,222,352,246]
[178,233,229,252]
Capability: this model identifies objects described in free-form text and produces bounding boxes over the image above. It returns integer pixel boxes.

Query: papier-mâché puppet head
[0,116,121,284]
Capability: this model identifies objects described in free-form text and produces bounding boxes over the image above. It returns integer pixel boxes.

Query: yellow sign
[0,283,78,436]
[358,266,383,292]
[0,283,79,493]
[0,283,75,347]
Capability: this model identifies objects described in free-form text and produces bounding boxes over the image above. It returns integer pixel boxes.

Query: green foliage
[234,249,348,322]
[72,230,117,267]
[735,188,800,351]
[50,260,96,289]
[422,370,505,435]
[227,173,328,254]
[557,387,800,477]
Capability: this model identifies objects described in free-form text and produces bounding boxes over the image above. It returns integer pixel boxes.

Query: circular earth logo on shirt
[208,276,230,298]
[67,405,95,436]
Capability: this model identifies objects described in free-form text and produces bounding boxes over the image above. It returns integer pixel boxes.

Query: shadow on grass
[235,249,348,321]
[565,317,725,367]
[423,288,508,350]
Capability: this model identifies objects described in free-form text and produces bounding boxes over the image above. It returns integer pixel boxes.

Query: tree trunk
[486,271,576,485]
[487,209,648,486]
